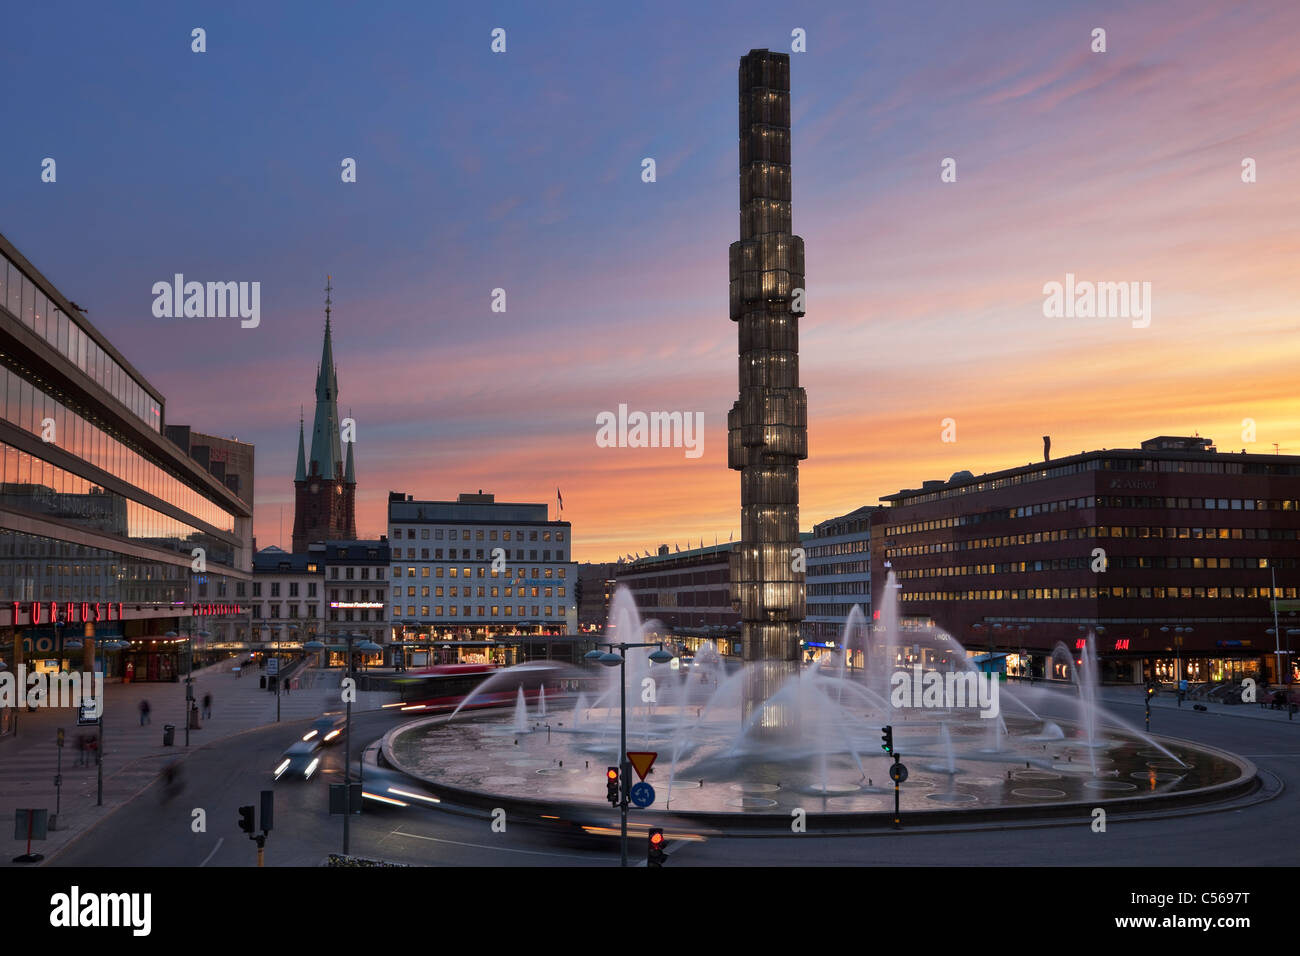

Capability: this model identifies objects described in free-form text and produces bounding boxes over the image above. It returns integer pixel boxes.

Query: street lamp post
[307,633,381,857]
[585,641,674,867]
[1270,565,1283,688]
[1160,625,1193,699]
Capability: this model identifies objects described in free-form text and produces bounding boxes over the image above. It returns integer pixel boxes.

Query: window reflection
[1,253,160,433]
[0,359,236,533]
[0,441,236,567]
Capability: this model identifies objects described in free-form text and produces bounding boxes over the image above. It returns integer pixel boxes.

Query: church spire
[308,276,345,480]
[294,409,307,482]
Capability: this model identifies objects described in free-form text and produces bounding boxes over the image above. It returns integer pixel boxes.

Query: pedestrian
[76,734,89,767]
[283,676,291,696]
[139,698,151,725]
[202,692,212,719]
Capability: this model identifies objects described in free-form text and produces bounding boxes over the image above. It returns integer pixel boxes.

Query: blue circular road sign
[630,781,655,808]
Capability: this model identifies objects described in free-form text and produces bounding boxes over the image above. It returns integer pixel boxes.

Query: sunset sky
[3,0,1297,562]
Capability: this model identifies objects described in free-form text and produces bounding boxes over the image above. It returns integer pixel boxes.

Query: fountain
[379,46,1249,826]
[387,579,1244,821]
[512,685,528,735]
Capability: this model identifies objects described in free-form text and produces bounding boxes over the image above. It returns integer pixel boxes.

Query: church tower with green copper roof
[291,278,357,551]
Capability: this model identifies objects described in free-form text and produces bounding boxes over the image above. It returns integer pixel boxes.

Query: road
[51,707,620,867]
[48,688,1296,867]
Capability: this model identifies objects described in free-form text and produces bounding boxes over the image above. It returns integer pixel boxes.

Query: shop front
[121,637,189,683]
[1148,653,1264,686]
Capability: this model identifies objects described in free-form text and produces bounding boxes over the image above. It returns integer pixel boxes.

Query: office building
[387,491,576,662]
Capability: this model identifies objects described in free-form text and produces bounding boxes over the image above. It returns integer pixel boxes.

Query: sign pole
[619,646,628,868]
[96,714,103,806]
[54,730,63,828]
[893,754,901,829]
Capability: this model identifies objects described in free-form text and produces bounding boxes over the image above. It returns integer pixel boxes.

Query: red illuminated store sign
[10,601,123,625]
[188,603,243,616]
[1076,637,1132,651]
[8,601,243,625]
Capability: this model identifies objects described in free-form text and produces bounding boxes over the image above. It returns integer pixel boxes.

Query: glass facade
[0,442,236,567]
[0,253,161,432]
[0,357,235,532]
[0,530,193,605]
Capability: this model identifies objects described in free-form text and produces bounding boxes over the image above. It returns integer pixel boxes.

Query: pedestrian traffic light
[606,767,620,806]
[238,805,255,834]
[880,725,894,754]
[648,827,666,867]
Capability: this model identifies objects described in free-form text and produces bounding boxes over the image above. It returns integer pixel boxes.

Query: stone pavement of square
[0,660,395,865]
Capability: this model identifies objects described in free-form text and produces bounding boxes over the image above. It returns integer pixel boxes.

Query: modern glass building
[0,231,254,713]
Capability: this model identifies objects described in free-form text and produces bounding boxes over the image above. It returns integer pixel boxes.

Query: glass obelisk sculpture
[728,49,808,734]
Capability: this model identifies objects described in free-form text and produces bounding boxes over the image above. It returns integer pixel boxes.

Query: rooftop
[883,436,1300,506]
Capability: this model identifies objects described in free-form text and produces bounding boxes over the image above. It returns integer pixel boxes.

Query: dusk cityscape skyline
[3,1,1297,562]
[2,1,1298,917]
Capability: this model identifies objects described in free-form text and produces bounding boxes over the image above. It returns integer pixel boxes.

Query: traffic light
[606,767,620,806]
[1146,683,1156,699]
[647,827,666,867]
[238,805,255,834]
[880,725,894,755]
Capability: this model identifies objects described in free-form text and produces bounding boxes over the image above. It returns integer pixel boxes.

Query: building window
[271,583,281,597]
[308,583,317,597]
[252,582,262,597]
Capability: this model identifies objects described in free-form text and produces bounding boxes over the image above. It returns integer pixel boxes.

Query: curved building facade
[0,232,253,712]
